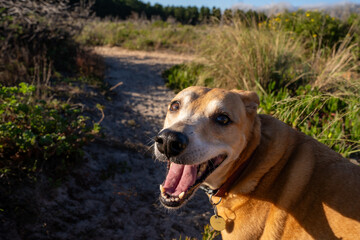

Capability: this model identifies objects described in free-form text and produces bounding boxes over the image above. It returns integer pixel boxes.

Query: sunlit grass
[196,20,307,90]
[77,20,207,53]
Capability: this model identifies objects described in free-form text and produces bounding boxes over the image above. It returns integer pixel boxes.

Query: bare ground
[0,47,213,240]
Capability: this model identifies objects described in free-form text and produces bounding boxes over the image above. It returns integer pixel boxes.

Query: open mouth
[159,154,227,208]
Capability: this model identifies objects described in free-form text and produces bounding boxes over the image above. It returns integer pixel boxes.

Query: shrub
[0,1,91,85]
[75,47,106,85]
[0,1,104,184]
[201,225,221,240]
[0,1,104,232]
[0,83,99,183]
[261,10,350,51]
[162,63,208,92]
[178,224,220,240]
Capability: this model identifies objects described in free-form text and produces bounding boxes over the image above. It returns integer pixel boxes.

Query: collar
[200,153,253,198]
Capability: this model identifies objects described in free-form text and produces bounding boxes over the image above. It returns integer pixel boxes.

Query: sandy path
[2,47,213,240]
[92,47,194,147]
[83,47,212,239]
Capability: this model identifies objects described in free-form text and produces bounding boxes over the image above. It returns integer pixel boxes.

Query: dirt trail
[82,47,212,239]
[3,47,213,240]
[93,47,194,147]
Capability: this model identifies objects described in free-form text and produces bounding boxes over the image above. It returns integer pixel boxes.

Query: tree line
[69,0,267,24]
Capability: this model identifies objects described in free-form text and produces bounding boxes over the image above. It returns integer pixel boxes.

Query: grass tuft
[196,20,307,90]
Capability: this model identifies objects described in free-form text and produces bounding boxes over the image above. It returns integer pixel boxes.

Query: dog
[154,86,360,239]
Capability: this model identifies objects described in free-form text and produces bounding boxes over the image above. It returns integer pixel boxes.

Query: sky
[145,0,360,10]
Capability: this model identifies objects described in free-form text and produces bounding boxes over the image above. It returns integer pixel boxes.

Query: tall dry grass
[194,18,360,95]
[171,17,360,157]
[311,35,360,94]
[196,20,307,90]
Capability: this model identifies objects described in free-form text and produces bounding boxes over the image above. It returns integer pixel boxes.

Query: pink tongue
[163,163,197,196]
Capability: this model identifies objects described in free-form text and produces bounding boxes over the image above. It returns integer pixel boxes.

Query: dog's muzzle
[155,129,189,159]
[155,129,228,208]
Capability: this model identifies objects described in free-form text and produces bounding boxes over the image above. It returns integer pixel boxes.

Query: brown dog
[154,86,360,239]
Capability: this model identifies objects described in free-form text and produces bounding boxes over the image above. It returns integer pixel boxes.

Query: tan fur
[161,86,360,240]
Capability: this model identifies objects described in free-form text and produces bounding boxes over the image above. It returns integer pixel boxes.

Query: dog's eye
[215,114,231,125]
[169,101,180,112]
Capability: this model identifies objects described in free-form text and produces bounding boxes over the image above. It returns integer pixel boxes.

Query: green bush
[201,225,221,240]
[0,83,99,182]
[178,224,220,240]
[262,10,350,51]
[162,63,209,92]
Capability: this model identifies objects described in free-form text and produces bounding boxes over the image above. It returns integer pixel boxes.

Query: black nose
[155,129,189,159]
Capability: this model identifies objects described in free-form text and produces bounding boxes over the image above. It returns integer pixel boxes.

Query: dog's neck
[227,115,300,197]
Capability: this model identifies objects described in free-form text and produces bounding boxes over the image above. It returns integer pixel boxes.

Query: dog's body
[216,114,360,239]
[155,86,360,239]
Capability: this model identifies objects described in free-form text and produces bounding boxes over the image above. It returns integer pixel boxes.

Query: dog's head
[155,86,259,208]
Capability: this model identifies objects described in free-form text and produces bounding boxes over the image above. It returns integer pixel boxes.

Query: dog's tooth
[160,185,165,193]
[179,192,185,199]
[200,163,207,172]
[175,197,179,201]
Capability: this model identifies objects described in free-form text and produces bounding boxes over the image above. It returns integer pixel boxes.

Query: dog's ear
[231,89,259,114]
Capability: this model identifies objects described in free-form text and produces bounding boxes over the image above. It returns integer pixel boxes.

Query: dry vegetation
[76,19,208,53]
[196,22,306,90]
[0,1,105,231]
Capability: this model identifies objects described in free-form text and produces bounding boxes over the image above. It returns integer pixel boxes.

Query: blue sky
[145,0,360,10]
